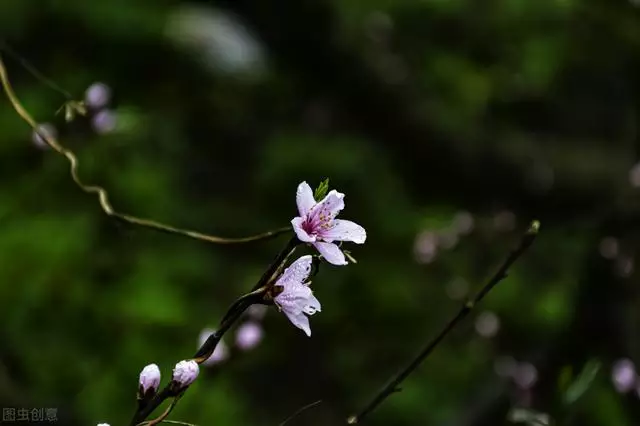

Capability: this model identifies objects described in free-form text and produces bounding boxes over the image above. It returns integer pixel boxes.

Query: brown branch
[130,237,301,426]
[347,220,541,424]
[0,54,291,245]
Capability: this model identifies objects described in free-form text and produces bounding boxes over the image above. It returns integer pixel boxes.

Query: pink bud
[85,82,112,109]
[199,328,229,366]
[612,358,636,393]
[92,109,117,134]
[139,363,161,395]
[235,322,264,351]
[172,360,199,389]
[31,123,56,149]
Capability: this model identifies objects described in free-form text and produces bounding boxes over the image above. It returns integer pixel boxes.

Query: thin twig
[131,300,249,425]
[279,400,323,426]
[143,396,181,426]
[0,40,73,99]
[130,237,301,426]
[252,237,300,291]
[347,220,541,424]
[0,54,291,245]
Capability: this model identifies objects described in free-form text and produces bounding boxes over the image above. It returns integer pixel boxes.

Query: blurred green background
[1,0,640,425]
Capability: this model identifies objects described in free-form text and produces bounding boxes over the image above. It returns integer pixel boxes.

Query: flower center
[302,219,316,235]
[302,208,335,236]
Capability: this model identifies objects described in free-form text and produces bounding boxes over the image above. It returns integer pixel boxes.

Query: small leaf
[563,359,601,405]
[64,104,74,122]
[344,250,358,264]
[71,100,87,116]
[57,100,88,122]
[313,178,330,201]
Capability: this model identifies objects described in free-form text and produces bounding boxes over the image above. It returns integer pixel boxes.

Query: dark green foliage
[0,0,639,425]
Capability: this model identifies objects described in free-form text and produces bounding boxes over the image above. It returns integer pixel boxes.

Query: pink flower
[274,255,321,336]
[291,182,366,265]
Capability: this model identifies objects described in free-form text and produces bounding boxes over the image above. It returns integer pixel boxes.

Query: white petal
[274,281,314,315]
[312,190,345,220]
[277,255,314,286]
[291,217,316,243]
[303,293,321,315]
[282,309,312,336]
[313,241,347,265]
[320,219,367,244]
[296,181,317,217]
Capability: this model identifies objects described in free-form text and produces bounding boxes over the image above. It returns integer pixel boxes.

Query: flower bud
[612,358,636,393]
[85,82,112,109]
[199,328,229,366]
[31,123,56,149]
[235,321,263,351]
[246,304,268,320]
[138,363,161,397]
[172,360,199,390]
[92,109,117,134]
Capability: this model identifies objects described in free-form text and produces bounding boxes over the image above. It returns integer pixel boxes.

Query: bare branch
[348,221,541,424]
[0,54,291,245]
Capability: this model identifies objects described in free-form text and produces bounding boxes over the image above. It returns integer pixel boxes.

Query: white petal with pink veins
[291,217,316,242]
[274,255,322,336]
[278,255,313,286]
[311,190,345,221]
[296,181,317,217]
[320,219,367,244]
[314,241,347,265]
